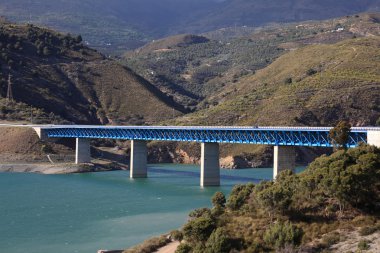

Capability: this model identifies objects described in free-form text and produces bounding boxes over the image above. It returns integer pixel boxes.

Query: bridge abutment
[130,140,147,178]
[201,142,220,187]
[273,146,296,179]
[75,138,91,164]
[367,131,380,148]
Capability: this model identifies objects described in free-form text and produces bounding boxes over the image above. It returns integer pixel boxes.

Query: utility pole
[30,105,33,124]
[6,72,13,104]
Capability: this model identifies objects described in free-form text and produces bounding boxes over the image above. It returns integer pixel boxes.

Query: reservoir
[0,164,304,253]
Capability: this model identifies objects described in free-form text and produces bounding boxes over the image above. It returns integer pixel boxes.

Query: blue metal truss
[44,127,368,148]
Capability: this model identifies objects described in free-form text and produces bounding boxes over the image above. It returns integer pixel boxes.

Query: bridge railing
[43,127,368,148]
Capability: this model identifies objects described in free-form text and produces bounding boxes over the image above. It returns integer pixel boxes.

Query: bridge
[29,125,380,187]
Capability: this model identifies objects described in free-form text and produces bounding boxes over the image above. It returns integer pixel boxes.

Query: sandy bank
[0,162,125,174]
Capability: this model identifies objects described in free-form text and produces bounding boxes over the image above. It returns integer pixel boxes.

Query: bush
[255,170,298,215]
[189,207,212,219]
[357,239,371,250]
[204,228,232,253]
[175,243,192,253]
[212,192,226,208]
[183,216,216,243]
[306,68,317,76]
[284,77,292,84]
[263,221,303,249]
[170,230,183,241]
[227,183,255,211]
[304,144,380,212]
[321,232,340,247]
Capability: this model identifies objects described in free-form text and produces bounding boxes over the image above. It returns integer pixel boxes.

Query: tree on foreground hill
[329,120,351,149]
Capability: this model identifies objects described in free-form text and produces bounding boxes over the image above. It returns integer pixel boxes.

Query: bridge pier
[130,140,147,178]
[368,131,380,148]
[201,142,220,187]
[75,138,91,164]
[273,146,296,179]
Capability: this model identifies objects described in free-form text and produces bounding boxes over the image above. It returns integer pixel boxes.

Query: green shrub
[304,144,380,212]
[212,192,226,208]
[227,183,255,211]
[183,216,216,243]
[284,77,292,84]
[204,228,232,253]
[189,207,212,219]
[175,243,192,253]
[170,230,183,241]
[306,68,317,76]
[263,221,303,249]
[357,239,371,250]
[255,170,298,215]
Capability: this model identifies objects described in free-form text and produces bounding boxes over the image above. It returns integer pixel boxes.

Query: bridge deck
[33,125,377,148]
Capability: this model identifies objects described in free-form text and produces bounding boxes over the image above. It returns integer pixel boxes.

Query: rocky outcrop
[148,142,274,169]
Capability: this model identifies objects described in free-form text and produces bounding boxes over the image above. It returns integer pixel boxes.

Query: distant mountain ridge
[0,0,379,53]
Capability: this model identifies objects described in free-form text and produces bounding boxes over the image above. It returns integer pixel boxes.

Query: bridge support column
[75,138,91,164]
[273,146,296,179]
[201,142,220,187]
[368,131,380,148]
[130,140,147,178]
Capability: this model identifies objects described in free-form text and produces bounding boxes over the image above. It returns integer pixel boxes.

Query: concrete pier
[130,140,147,178]
[273,146,296,179]
[201,142,220,187]
[367,131,380,148]
[75,138,91,164]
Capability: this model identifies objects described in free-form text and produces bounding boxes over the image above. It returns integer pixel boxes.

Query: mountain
[182,0,380,33]
[0,0,379,54]
[124,14,380,111]
[0,20,183,125]
[174,36,380,127]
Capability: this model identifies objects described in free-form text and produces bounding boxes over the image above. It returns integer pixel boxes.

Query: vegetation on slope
[124,14,380,110]
[173,144,380,252]
[174,36,380,127]
[0,21,183,125]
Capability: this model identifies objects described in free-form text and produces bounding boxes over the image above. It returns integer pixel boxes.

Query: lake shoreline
[0,162,126,174]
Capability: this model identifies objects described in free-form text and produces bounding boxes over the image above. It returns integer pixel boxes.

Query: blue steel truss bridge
[5,124,379,187]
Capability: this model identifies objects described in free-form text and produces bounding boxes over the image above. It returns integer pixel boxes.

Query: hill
[174,36,380,127]
[168,144,380,253]
[183,0,380,33]
[124,14,380,110]
[131,34,210,55]
[0,21,183,125]
[0,0,379,54]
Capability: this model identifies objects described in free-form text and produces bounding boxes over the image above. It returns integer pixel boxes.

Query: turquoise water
[0,165,304,253]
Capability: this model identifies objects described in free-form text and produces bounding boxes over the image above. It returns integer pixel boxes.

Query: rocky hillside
[0,21,183,125]
[124,13,380,110]
[174,36,380,127]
